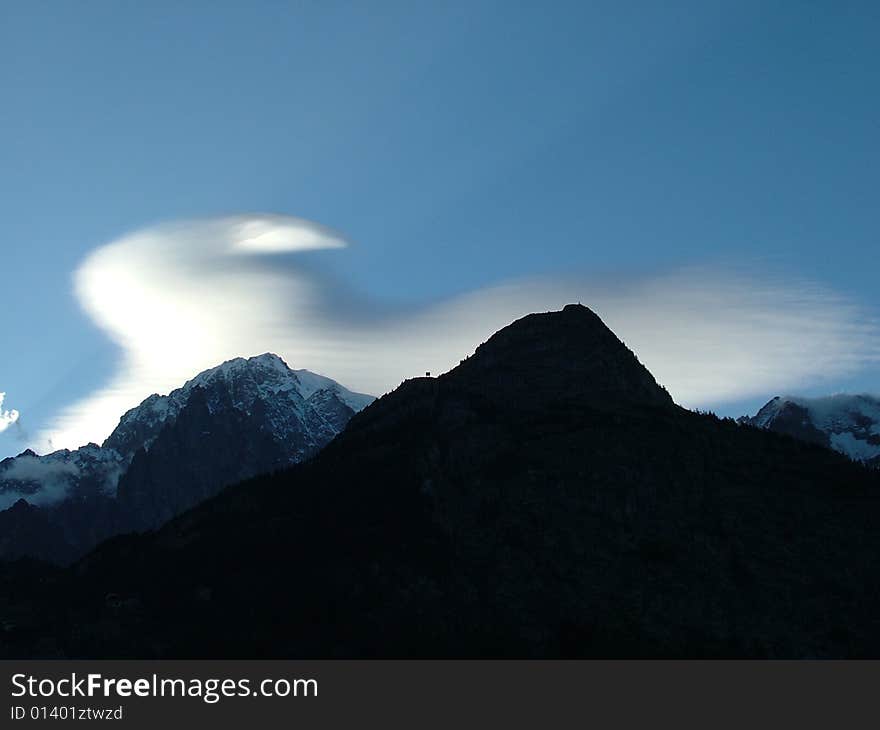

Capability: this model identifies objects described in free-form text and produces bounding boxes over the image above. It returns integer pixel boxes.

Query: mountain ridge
[3,305,878,658]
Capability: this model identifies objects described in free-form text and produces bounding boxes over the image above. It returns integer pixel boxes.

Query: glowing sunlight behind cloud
[39,215,880,451]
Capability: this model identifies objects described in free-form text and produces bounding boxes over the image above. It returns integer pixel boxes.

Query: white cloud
[38,214,880,451]
[0,392,21,434]
[0,456,80,510]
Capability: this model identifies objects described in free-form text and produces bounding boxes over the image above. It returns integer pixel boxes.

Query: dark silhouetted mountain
[2,305,880,659]
[742,394,880,468]
[0,355,372,563]
[0,500,69,563]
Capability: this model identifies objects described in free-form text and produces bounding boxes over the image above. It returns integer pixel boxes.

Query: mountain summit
[106,353,372,461]
[450,304,673,409]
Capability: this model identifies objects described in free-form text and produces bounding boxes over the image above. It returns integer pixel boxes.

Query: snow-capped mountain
[742,394,880,467]
[105,353,372,462]
[0,354,373,562]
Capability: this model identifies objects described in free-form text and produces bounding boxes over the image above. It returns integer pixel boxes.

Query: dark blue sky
[2,1,878,456]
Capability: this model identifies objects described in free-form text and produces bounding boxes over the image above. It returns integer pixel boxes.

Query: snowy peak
[744,394,880,466]
[104,354,299,457]
[183,353,295,393]
[1,354,375,561]
[107,354,375,532]
[103,353,373,458]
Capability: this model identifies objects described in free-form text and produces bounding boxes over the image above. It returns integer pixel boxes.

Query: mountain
[742,394,880,467]
[2,305,880,659]
[111,354,373,531]
[0,354,372,562]
[0,444,126,562]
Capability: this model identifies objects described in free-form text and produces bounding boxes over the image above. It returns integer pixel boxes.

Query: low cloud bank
[0,456,81,510]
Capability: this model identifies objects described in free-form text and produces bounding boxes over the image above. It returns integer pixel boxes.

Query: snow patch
[829,431,880,463]
[293,369,374,412]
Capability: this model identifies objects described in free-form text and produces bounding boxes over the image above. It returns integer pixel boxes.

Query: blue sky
[1,1,879,457]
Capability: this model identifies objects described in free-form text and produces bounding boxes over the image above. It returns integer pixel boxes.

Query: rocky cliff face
[4,306,878,659]
[0,355,372,562]
[112,354,373,530]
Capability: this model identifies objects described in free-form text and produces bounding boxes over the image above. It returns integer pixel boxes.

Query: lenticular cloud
[40,214,880,451]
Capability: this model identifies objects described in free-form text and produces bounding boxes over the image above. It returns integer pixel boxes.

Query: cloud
[38,214,880,451]
[0,456,81,510]
[0,393,21,434]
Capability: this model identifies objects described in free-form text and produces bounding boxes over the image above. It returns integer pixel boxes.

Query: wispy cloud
[38,215,880,451]
[0,392,21,434]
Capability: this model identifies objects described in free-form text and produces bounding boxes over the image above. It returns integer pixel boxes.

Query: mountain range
[0,354,372,563]
[2,304,879,659]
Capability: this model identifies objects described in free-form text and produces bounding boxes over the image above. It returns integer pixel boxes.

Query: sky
[1,0,879,458]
